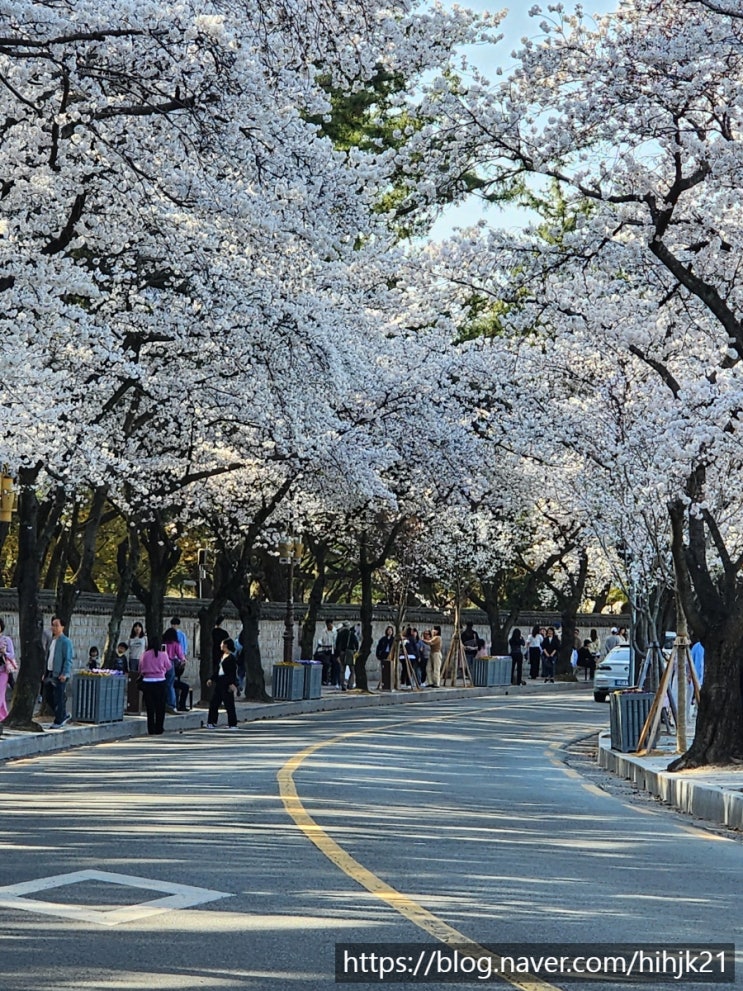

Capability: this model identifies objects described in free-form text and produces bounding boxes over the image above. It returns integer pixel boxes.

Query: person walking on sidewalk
[139,639,170,735]
[206,637,239,729]
[335,622,358,691]
[45,616,74,729]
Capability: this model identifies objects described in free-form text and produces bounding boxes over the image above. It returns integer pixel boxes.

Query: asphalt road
[0,691,740,990]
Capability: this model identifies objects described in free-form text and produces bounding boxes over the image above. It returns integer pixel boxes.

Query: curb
[597,732,743,830]
[0,681,585,763]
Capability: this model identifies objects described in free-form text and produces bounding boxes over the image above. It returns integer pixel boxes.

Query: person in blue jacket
[45,616,74,729]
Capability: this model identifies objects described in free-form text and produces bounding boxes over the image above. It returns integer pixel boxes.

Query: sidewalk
[598,732,743,831]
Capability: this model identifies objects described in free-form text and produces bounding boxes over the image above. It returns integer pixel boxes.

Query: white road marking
[0,869,232,926]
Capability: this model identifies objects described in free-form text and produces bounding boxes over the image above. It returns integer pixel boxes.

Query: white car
[594,645,632,702]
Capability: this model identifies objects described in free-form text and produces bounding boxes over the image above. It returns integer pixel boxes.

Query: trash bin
[380,658,391,691]
[300,660,322,699]
[272,662,304,701]
[471,656,511,687]
[72,672,127,723]
[609,691,654,752]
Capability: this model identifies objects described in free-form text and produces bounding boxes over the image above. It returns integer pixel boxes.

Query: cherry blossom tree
[425,0,743,765]
[0,0,489,727]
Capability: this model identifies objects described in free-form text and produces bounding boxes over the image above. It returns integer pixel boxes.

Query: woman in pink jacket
[0,618,18,722]
[138,640,171,735]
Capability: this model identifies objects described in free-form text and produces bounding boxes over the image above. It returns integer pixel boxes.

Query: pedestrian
[139,638,170,735]
[0,617,18,722]
[87,646,100,670]
[126,622,147,713]
[236,629,248,696]
[603,627,621,658]
[509,628,526,686]
[542,626,560,683]
[461,621,478,672]
[211,615,229,665]
[374,625,395,689]
[206,637,239,729]
[576,639,595,681]
[418,629,431,687]
[690,638,705,689]
[335,621,359,691]
[161,627,185,714]
[104,642,129,673]
[127,622,147,672]
[318,619,337,686]
[375,626,395,662]
[402,626,419,687]
[169,616,188,657]
[588,628,601,668]
[571,629,582,671]
[526,625,543,680]
[45,616,74,729]
[428,625,443,688]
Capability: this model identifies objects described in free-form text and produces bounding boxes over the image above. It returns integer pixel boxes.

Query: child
[105,643,129,673]
[87,646,100,670]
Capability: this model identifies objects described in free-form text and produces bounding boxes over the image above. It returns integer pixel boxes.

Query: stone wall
[0,590,629,682]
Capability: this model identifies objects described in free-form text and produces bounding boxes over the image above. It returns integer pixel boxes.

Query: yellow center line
[277,708,564,991]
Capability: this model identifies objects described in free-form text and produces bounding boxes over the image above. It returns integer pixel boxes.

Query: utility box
[72,673,126,723]
[272,662,304,701]
[609,691,654,752]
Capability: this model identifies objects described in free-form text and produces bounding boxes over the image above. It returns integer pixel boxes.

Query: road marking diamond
[0,869,232,926]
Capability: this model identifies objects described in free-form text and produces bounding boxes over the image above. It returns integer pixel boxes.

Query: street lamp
[279,535,304,663]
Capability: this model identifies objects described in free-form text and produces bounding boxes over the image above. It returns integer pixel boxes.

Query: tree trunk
[356,561,373,692]
[668,623,743,769]
[230,588,269,702]
[102,530,140,667]
[667,486,743,769]
[557,609,578,678]
[5,473,65,730]
[299,543,326,659]
[468,580,515,655]
[197,595,228,705]
[591,581,612,614]
[55,485,108,630]
[132,518,181,646]
[554,551,589,678]
[484,582,510,654]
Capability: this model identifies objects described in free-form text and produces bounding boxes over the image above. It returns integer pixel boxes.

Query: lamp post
[279,535,304,664]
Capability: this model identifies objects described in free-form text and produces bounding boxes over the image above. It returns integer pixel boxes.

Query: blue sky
[428,1,619,239]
